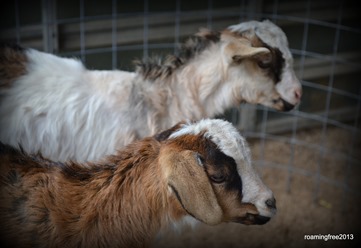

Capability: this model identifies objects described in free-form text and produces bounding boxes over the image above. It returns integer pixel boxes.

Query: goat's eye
[232,55,243,64]
[210,174,226,183]
[257,60,271,69]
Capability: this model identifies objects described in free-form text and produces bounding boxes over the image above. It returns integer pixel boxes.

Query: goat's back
[0,45,141,162]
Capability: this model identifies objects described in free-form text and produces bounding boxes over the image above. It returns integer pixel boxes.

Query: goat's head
[156,119,276,226]
[221,19,302,111]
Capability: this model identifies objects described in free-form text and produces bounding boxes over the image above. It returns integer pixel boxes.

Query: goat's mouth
[234,213,271,225]
[269,98,296,112]
[280,98,296,111]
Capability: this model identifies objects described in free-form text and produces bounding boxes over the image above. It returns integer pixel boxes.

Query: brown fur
[0,139,166,248]
[0,124,262,248]
[0,44,28,88]
[162,134,260,222]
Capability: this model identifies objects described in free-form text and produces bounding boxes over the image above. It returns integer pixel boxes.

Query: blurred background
[1,0,360,247]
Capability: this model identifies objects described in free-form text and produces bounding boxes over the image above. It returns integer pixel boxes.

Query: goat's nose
[265,198,276,210]
[294,87,302,101]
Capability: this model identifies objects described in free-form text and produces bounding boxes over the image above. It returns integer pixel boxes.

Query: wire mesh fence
[1,0,360,246]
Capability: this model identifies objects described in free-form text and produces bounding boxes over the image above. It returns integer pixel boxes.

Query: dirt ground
[152,126,361,248]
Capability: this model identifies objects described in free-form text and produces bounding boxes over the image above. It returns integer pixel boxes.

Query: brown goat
[0,119,276,248]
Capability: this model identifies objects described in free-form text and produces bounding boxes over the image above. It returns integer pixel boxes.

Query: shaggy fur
[0,119,276,248]
[0,19,302,162]
[134,29,221,81]
[0,43,27,88]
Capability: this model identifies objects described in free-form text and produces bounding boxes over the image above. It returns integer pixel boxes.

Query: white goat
[0,20,302,162]
[0,119,276,248]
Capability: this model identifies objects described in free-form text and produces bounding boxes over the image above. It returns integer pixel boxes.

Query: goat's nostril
[294,88,302,100]
[265,198,276,209]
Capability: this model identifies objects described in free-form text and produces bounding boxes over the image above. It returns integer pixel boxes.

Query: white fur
[0,20,301,162]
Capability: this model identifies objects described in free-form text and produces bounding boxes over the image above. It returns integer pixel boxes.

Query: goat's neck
[168,46,238,121]
[58,139,170,246]
[113,141,173,244]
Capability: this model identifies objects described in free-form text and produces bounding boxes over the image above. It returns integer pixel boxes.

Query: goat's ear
[161,149,223,225]
[224,38,270,62]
